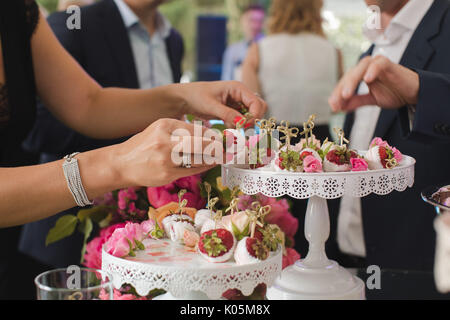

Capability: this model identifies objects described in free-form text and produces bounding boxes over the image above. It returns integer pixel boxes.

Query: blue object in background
[196,15,227,81]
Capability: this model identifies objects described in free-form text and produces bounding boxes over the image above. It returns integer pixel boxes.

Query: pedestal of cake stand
[266,196,365,300]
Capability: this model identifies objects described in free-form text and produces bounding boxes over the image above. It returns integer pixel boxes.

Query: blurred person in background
[221,3,265,81]
[58,0,95,11]
[328,0,450,272]
[17,0,184,298]
[242,0,342,142]
[242,0,342,258]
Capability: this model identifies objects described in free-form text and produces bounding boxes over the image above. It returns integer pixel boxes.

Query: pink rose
[140,219,155,236]
[282,248,301,269]
[351,158,368,172]
[247,134,261,149]
[83,237,104,269]
[303,155,323,173]
[370,137,389,148]
[392,147,403,163]
[298,134,321,150]
[83,223,126,269]
[267,212,298,239]
[147,175,205,210]
[105,228,131,258]
[124,222,144,242]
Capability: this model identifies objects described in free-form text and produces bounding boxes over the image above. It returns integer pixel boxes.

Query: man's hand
[329,56,420,112]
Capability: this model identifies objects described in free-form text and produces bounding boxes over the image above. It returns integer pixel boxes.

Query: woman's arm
[0,118,219,227]
[31,13,266,138]
[242,43,262,96]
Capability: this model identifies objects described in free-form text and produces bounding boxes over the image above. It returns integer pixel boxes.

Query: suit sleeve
[399,70,450,143]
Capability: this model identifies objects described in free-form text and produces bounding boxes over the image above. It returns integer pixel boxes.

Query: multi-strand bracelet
[62,152,93,207]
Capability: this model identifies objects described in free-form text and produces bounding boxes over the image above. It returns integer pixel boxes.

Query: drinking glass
[35,267,113,300]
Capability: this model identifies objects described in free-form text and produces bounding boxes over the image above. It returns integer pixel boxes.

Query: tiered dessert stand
[421,186,450,293]
[222,153,415,300]
[102,238,282,300]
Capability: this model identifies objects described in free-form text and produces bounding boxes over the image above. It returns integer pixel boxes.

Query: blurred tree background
[37,0,367,78]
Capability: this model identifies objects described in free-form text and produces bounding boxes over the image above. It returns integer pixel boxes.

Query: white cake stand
[221,154,415,300]
[102,238,282,300]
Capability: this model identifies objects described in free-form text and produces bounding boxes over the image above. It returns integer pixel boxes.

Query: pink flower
[247,134,261,149]
[392,147,402,163]
[298,134,321,150]
[83,223,125,269]
[351,158,368,172]
[370,137,389,149]
[83,237,104,269]
[124,222,144,242]
[147,175,205,210]
[303,155,323,173]
[238,195,291,224]
[140,219,155,236]
[105,228,131,258]
[282,248,301,269]
[267,212,298,239]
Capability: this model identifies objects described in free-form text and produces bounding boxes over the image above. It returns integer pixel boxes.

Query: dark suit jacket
[339,0,450,271]
[399,70,450,142]
[19,0,184,267]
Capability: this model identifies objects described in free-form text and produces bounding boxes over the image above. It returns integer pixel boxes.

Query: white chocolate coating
[234,237,260,265]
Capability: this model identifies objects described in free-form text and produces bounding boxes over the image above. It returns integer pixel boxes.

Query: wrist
[167,83,189,117]
[77,146,126,199]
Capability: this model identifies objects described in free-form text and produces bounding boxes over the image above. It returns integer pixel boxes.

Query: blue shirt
[114,0,174,89]
[221,35,263,81]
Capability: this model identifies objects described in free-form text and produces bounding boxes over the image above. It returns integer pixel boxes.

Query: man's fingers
[341,56,373,99]
[341,94,377,112]
[363,56,389,84]
[329,80,346,111]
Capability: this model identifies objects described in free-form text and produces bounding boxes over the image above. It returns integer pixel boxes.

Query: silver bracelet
[62,152,93,207]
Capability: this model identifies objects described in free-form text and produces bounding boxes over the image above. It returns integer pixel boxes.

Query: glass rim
[34,267,112,293]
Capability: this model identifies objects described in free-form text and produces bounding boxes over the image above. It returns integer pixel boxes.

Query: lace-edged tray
[102,238,282,299]
[222,154,415,199]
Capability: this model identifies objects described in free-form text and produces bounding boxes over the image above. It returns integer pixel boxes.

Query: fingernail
[342,88,352,98]
[364,73,373,82]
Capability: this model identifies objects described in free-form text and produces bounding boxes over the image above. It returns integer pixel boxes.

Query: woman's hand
[111,118,223,187]
[329,56,419,112]
[178,81,267,127]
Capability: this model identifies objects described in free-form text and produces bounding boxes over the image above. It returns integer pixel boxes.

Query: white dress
[258,33,338,126]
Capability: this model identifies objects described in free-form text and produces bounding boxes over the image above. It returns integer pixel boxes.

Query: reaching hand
[112,118,223,187]
[179,81,267,127]
[329,56,420,112]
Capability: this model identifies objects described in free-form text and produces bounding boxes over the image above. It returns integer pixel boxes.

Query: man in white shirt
[330,0,450,271]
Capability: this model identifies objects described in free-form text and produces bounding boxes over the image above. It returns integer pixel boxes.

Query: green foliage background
[37,0,366,76]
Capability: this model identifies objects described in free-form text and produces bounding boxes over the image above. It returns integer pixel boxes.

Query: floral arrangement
[47,167,300,300]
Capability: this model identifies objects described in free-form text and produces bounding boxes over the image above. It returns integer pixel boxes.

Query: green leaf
[127,238,136,257]
[79,218,93,264]
[186,114,195,123]
[45,215,79,246]
[211,123,227,132]
[134,239,145,251]
[77,206,111,224]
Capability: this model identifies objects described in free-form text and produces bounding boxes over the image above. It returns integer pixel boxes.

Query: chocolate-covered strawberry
[198,229,236,263]
[323,146,358,172]
[365,137,402,170]
[234,236,269,265]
